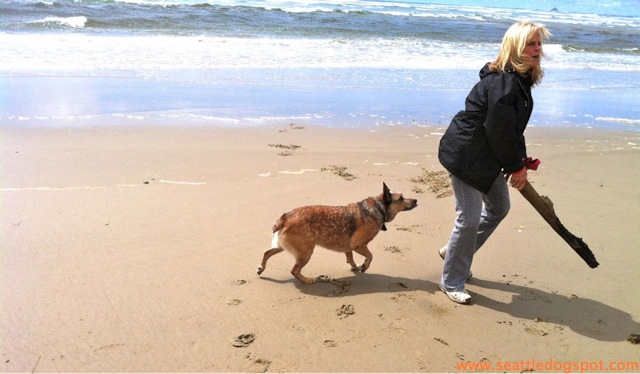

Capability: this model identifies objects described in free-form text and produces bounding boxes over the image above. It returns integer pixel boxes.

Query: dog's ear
[383,182,392,204]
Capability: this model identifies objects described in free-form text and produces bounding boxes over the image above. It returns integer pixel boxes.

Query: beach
[2,1,640,370]
[2,123,639,372]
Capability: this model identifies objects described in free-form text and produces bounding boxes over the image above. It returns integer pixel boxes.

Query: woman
[437,21,550,304]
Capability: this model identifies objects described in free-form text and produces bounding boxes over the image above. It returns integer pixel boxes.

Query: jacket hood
[479,62,533,86]
[479,63,493,79]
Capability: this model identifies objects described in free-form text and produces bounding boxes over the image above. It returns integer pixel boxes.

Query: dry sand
[1,124,639,372]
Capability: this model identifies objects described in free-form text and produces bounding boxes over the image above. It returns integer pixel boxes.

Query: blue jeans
[441,174,510,292]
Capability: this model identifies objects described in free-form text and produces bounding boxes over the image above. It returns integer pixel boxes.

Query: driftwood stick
[519,181,599,268]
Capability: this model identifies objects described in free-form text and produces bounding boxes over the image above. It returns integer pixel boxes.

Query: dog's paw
[359,265,368,273]
[256,266,264,275]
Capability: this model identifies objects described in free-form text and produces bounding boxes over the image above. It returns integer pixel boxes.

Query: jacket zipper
[517,78,532,122]
[517,78,530,108]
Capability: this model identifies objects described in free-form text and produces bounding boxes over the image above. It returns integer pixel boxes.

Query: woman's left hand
[507,167,528,190]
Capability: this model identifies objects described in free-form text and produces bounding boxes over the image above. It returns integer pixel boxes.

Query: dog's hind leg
[290,248,316,284]
[257,246,284,276]
[352,245,373,273]
[345,251,359,271]
[257,232,284,276]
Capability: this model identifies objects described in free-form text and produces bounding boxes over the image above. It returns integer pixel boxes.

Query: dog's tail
[271,215,287,249]
[272,214,286,233]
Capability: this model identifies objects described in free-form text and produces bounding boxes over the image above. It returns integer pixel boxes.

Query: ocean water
[1,0,639,129]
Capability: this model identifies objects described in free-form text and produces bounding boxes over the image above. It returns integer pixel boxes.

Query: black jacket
[438,63,533,194]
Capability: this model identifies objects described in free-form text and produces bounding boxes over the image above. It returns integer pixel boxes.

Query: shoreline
[2,124,639,372]
[2,68,640,131]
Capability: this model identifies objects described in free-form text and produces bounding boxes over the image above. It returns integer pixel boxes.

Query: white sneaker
[439,284,471,304]
[438,246,473,281]
[438,246,447,260]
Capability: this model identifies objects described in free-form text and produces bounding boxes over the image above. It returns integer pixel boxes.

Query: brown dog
[257,183,418,284]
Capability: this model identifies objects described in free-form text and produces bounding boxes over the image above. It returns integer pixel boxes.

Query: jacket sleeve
[517,136,527,160]
[483,74,525,173]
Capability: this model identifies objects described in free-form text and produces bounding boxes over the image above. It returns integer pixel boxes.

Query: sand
[1,123,639,372]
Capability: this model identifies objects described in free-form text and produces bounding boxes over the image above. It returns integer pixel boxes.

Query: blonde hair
[489,21,551,86]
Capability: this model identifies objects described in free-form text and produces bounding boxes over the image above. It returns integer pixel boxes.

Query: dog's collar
[375,200,387,231]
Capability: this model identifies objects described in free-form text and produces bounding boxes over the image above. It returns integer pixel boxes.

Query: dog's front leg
[352,245,373,273]
[345,251,359,271]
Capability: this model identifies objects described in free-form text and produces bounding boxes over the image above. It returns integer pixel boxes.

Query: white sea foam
[29,16,88,28]
[1,33,637,73]
[595,117,640,126]
[100,0,640,25]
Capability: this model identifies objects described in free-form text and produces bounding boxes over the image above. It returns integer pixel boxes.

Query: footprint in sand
[316,275,352,297]
[328,280,352,297]
[268,143,302,156]
[384,245,403,253]
[250,358,272,372]
[226,299,242,306]
[524,324,548,337]
[323,339,338,348]
[232,333,256,348]
[410,169,453,198]
[320,165,356,181]
[336,304,355,318]
[244,353,272,372]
